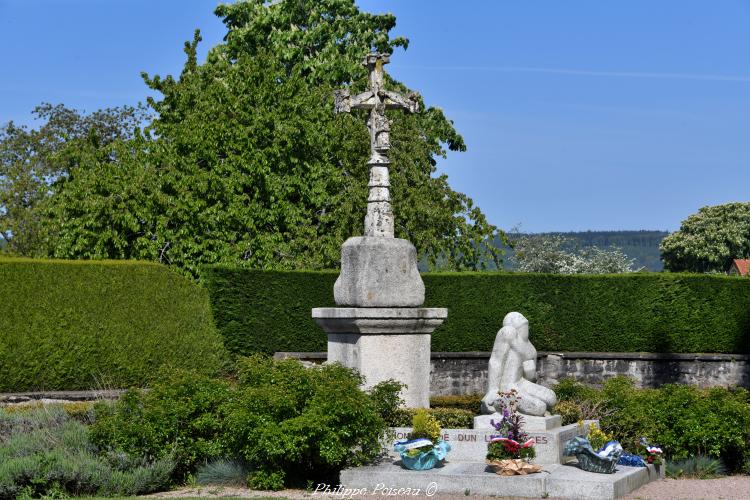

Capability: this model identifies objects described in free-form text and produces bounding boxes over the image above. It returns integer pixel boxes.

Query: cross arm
[334,89,376,113]
[381,90,419,113]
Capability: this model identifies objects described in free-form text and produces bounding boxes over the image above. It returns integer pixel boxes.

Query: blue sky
[2,1,749,233]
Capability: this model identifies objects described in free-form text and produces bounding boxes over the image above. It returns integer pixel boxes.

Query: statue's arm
[523,359,537,382]
[509,336,537,381]
[481,329,511,413]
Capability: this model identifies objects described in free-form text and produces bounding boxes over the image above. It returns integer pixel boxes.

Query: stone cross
[334,53,419,238]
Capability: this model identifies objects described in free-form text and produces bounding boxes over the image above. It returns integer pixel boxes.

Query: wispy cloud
[393,65,750,83]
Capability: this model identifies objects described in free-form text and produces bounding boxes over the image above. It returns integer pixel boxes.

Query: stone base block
[333,236,424,307]
[474,413,562,431]
[391,421,594,464]
[340,459,660,499]
[312,307,447,408]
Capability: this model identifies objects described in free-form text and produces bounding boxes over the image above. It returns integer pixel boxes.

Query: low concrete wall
[0,390,126,406]
[275,351,750,396]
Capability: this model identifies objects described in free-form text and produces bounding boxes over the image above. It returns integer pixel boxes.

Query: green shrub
[201,268,750,355]
[390,408,475,429]
[429,394,482,413]
[90,368,231,482]
[552,377,618,425]
[92,356,391,490]
[0,404,70,441]
[666,456,727,479]
[0,258,229,391]
[222,355,389,489]
[0,405,173,499]
[553,400,583,426]
[368,380,406,427]
[195,459,249,486]
[555,378,750,472]
[553,377,604,403]
[428,408,475,428]
[2,401,95,424]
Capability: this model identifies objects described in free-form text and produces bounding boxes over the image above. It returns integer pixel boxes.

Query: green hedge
[202,268,750,355]
[0,258,228,391]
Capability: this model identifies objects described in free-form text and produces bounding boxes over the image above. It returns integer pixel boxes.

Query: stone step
[341,459,660,499]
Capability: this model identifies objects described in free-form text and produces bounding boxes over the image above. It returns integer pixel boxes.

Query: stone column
[315,52,447,408]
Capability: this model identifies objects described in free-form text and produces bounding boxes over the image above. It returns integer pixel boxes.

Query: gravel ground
[147,476,750,499]
[622,476,750,499]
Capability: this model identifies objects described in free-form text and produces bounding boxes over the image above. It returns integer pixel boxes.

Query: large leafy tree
[660,202,750,273]
[0,104,147,256]
[47,0,503,275]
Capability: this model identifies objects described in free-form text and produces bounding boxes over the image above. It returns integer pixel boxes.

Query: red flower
[502,441,520,454]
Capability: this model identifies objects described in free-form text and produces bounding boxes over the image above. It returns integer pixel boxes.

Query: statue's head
[503,312,529,340]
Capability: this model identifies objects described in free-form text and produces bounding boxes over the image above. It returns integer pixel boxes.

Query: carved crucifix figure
[334,53,419,238]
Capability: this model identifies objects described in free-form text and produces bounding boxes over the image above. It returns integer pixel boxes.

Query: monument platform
[391,421,594,464]
[341,459,660,499]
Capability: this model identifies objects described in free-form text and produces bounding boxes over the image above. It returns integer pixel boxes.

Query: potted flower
[485,390,541,476]
[394,409,451,470]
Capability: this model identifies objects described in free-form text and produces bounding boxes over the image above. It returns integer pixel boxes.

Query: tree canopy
[5,0,502,276]
[0,104,147,256]
[660,202,750,273]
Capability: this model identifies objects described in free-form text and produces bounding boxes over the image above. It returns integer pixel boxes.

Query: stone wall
[5,353,749,402]
[275,351,750,396]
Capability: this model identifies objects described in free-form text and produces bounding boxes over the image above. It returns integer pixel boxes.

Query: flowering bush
[485,390,536,461]
[511,233,640,274]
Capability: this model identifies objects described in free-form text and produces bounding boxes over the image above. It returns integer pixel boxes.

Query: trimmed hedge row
[201,267,750,355]
[0,258,228,391]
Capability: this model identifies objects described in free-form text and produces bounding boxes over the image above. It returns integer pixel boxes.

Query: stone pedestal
[334,236,424,307]
[312,307,447,407]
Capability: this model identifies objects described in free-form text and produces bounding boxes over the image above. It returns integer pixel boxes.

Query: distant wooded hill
[497,230,670,272]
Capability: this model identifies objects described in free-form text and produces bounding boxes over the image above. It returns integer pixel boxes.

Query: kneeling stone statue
[481,312,557,416]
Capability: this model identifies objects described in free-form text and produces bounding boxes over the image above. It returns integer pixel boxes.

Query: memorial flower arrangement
[564,435,623,474]
[393,409,450,470]
[564,421,623,473]
[565,424,664,472]
[640,437,664,466]
[574,423,663,469]
[485,390,541,475]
